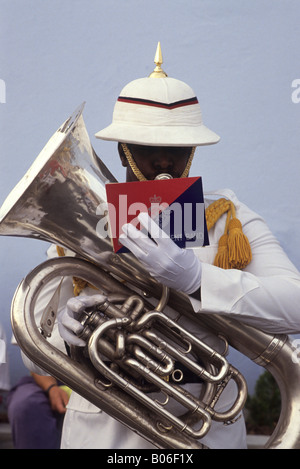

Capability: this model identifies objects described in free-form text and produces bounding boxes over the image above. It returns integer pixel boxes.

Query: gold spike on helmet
[148,42,168,78]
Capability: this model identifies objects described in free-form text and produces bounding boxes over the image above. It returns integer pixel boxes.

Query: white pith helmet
[95,43,220,147]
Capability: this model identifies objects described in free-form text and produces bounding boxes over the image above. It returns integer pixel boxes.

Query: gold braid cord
[121,143,195,181]
[121,143,147,181]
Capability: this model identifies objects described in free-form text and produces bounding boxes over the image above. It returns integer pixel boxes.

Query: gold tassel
[206,198,252,270]
[227,217,252,269]
[213,233,230,269]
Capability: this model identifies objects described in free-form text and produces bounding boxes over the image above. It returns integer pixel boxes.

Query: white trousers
[61,380,248,449]
[61,409,247,450]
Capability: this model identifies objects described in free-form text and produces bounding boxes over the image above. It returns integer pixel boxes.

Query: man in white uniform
[31,45,300,449]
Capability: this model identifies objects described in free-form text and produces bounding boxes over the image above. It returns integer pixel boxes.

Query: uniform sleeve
[191,198,300,334]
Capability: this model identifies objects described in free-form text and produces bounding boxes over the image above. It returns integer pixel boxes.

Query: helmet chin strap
[121,143,195,181]
[121,143,147,181]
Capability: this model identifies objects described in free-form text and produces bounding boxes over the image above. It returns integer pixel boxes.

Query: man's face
[119,144,192,181]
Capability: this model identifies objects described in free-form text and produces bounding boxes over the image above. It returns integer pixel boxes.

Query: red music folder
[105,177,209,253]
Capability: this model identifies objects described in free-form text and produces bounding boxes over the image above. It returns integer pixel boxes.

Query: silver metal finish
[0,103,116,264]
[11,256,246,449]
[1,104,300,449]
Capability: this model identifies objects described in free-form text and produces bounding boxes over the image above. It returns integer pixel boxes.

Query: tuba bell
[1,104,300,449]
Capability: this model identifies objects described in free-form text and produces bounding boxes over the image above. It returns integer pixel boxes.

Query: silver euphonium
[1,104,300,449]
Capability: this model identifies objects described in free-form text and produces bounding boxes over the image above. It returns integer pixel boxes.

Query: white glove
[119,212,202,294]
[57,294,107,347]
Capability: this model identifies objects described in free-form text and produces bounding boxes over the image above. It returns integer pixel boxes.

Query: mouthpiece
[155,173,173,180]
